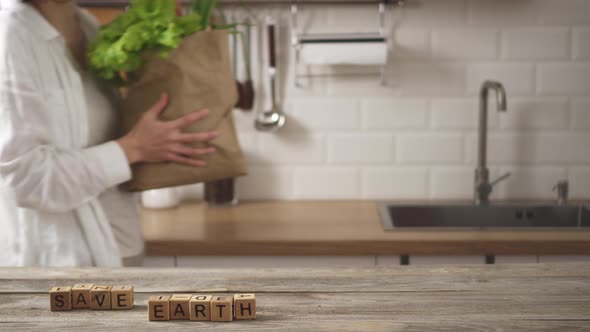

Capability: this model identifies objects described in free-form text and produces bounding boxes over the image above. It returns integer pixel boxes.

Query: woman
[0,0,217,267]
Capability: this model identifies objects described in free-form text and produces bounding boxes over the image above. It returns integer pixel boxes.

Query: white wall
[179,0,590,201]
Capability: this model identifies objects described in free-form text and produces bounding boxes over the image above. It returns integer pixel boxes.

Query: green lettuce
[88,0,201,86]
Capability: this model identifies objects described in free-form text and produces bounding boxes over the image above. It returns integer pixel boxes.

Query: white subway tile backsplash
[397,134,464,164]
[233,110,257,133]
[325,74,400,97]
[327,134,394,164]
[536,0,590,25]
[533,134,590,164]
[430,167,474,200]
[362,98,429,129]
[287,98,360,130]
[237,132,259,164]
[467,0,538,26]
[397,0,467,27]
[496,167,567,199]
[466,134,590,165]
[390,63,466,96]
[432,29,498,60]
[501,28,569,60]
[237,167,294,200]
[326,5,385,34]
[431,98,498,129]
[223,1,590,201]
[538,64,590,95]
[467,64,535,96]
[256,134,325,164]
[573,28,590,60]
[571,99,590,130]
[362,167,429,199]
[293,167,360,199]
[569,168,590,199]
[500,98,569,130]
[392,29,431,60]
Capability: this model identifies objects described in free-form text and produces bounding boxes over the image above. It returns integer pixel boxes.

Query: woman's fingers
[147,93,169,118]
[169,109,210,129]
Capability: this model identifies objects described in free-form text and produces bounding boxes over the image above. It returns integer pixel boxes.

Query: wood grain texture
[141,201,590,256]
[0,264,589,331]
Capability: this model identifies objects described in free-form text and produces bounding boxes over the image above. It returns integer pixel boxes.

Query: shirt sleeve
[0,31,132,213]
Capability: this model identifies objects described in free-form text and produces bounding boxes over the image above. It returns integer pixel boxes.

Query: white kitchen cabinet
[495,255,538,264]
[538,256,590,263]
[409,256,486,265]
[175,256,376,268]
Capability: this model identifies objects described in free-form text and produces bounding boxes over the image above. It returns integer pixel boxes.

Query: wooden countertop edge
[145,239,590,256]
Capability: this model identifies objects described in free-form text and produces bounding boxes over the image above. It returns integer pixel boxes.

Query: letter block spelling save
[90,285,113,310]
[50,286,72,311]
[111,285,134,310]
[71,284,93,309]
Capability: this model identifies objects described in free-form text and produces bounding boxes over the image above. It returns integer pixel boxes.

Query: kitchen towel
[299,41,388,66]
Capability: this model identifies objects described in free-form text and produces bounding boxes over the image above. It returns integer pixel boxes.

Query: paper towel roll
[299,42,388,66]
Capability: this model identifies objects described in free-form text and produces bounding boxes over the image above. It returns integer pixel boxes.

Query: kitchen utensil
[232,18,245,109]
[240,18,255,110]
[254,19,286,132]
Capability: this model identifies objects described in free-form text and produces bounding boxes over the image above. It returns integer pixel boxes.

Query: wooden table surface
[1,263,589,331]
[142,201,590,256]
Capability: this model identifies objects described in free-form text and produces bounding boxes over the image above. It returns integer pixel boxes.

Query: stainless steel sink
[378,203,590,230]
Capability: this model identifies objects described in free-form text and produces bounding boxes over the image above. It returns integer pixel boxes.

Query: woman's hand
[117,94,218,167]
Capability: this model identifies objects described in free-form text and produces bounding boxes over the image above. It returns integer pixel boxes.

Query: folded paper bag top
[121,30,247,192]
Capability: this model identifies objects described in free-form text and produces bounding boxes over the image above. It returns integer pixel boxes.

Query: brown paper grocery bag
[120,30,247,191]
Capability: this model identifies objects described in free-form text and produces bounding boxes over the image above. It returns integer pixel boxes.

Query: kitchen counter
[0,264,589,330]
[142,201,590,256]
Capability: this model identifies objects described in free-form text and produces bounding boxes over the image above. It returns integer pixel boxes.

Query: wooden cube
[169,294,192,320]
[234,294,256,320]
[189,295,212,321]
[111,285,134,310]
[71,284,94,309]
[148,295,171,321]
[210,295,233,322]
[49,286,72,311]
[90,285,112,310]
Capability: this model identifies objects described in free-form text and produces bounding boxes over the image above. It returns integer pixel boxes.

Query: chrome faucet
[475,80,510,205]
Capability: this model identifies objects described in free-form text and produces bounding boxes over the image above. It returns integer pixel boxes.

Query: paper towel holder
[290,0,403,87]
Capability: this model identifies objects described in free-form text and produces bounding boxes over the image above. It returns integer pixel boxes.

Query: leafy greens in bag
[88,0,227,86]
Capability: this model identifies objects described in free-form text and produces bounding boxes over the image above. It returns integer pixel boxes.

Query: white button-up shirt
[0,2,143,266]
